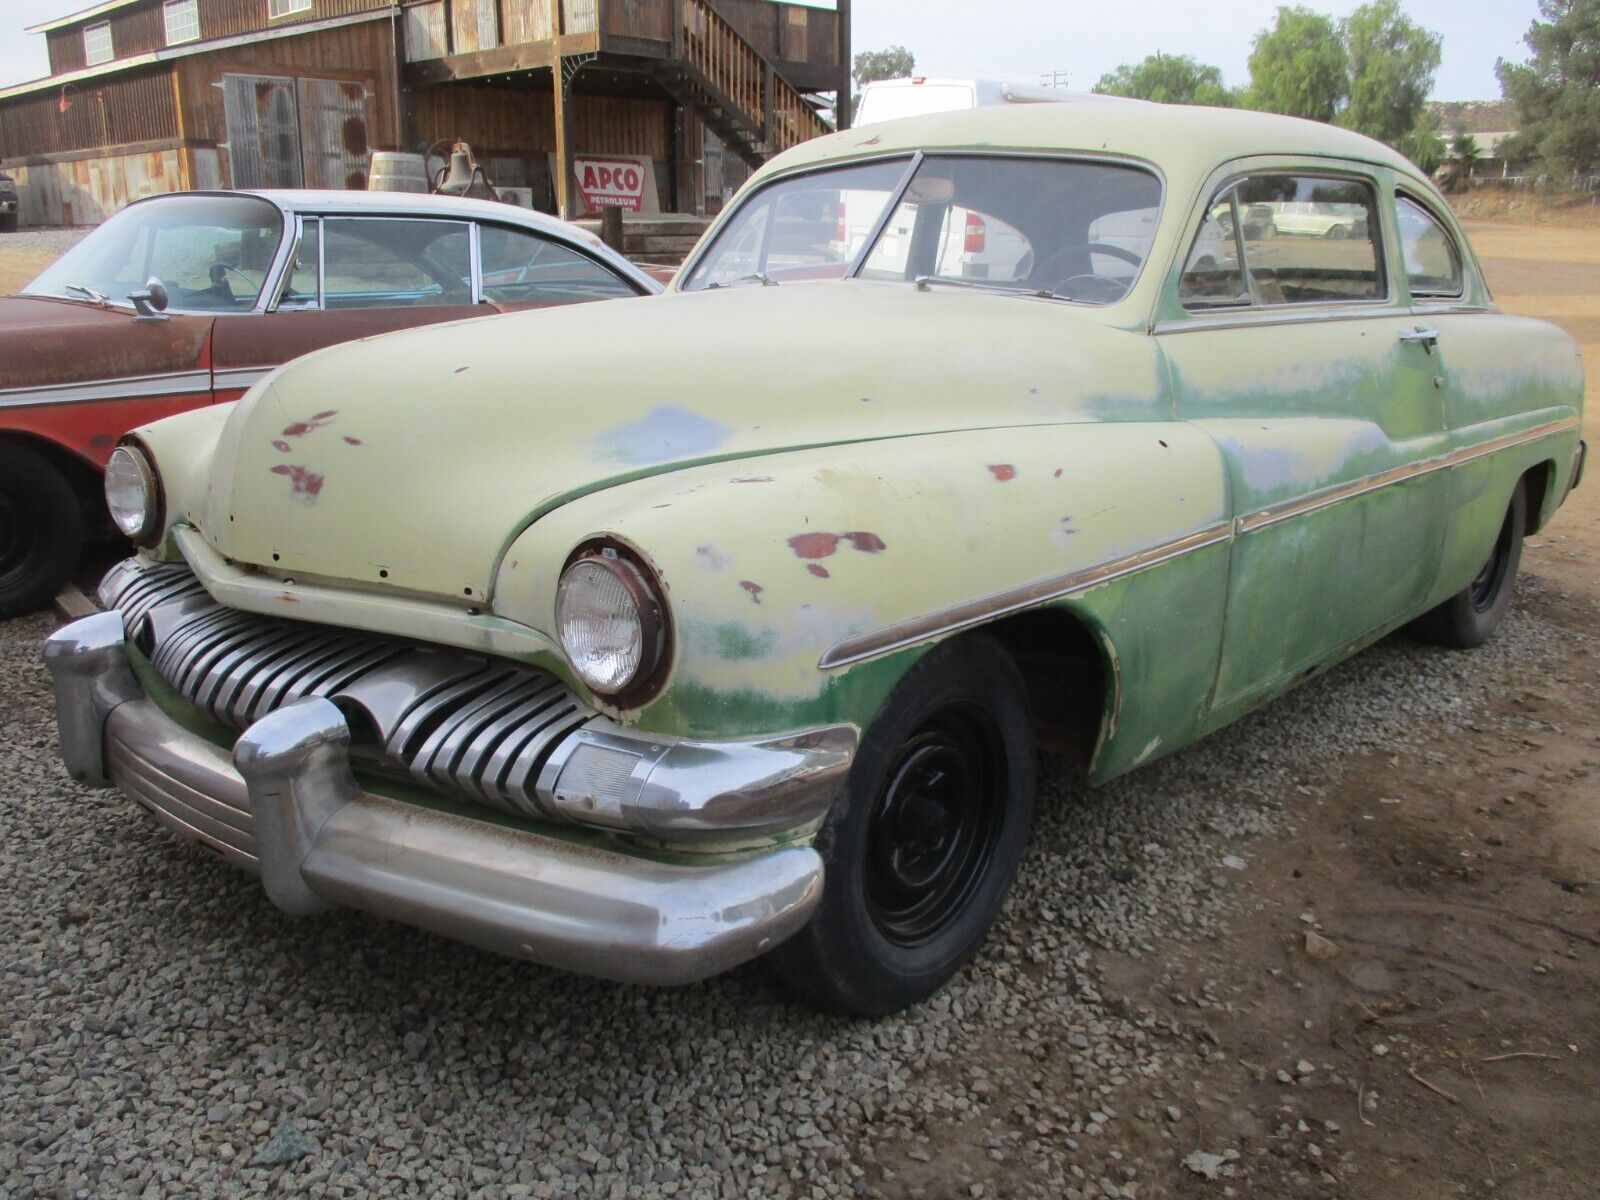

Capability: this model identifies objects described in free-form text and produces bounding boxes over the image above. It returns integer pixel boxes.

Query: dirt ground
[1,218,1594,1198]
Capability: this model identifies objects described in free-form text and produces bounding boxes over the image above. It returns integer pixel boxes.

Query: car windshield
[683,154,1163,305]
[27,194,284,312]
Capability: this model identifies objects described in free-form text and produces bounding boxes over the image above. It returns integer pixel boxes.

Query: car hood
[182,282,1160,606]
[0,295,211,391]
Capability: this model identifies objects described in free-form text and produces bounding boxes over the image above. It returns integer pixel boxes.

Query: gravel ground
[0,228,88,258]
[0,582,1565,1200]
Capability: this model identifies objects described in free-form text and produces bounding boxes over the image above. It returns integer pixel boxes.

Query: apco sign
[574,156,648,212]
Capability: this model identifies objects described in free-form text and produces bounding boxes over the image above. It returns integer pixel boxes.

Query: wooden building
[0,0,849,226]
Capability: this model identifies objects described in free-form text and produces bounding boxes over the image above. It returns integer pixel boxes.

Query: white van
[853,77,1133,128]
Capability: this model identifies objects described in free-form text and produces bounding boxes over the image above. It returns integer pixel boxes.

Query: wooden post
[553,59,578,219]
[762,61,774,151]
[600,206,623,250]
[835,0,851,130]
[391,11,417,151]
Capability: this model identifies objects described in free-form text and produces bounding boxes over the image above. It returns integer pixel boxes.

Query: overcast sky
[0,0,1541,99]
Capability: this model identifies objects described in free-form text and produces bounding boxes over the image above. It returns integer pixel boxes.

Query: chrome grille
[101,560,595,822]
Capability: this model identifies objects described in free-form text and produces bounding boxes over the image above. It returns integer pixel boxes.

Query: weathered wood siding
[0,68,179,158]
[412,85,668,157]
[8,145,194,225]
[173,16,400,186]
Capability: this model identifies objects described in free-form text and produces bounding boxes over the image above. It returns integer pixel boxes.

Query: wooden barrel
[368,152,428,193]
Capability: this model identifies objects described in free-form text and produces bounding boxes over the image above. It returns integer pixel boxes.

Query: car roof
[134,189,660,292]
[758,101,1422,191]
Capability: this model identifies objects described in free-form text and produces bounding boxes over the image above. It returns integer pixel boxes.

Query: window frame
[1174,166,1392,320]
[267,0,314,20]
[162,0,200,46]
[1394,191,1466,302]
[82,21,113,66]
[275,214,479,311]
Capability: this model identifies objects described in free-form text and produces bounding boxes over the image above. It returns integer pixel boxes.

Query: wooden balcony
[402,0,843,94]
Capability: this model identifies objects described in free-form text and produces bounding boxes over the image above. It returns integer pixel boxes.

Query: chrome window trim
[1153,302,1398,335]
[819,416,1581,671]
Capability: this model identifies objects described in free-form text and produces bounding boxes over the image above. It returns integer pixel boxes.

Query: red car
[0,189,662,615]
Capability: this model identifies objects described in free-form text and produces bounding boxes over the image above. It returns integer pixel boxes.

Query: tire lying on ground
[0,441,84,618]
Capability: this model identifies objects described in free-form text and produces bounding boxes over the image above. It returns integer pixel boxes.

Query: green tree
[1399,124,1448,175]
[1497,0,1600,177]
[1247,7,1348,123]
[1450,129,1483,168]
[1340,0,1442,146]
[853,46,915,88]
[1093,53,1236,106]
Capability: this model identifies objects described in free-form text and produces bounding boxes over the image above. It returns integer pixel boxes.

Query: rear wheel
[1411,483,1526,649]
[0,213,16,233]
[769,634,1037,1015]
[0,442,84,618]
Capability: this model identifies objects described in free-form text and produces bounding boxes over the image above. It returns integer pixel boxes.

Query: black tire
[0,441,84,618]
[0,212,16,233]
[1411,482,1526,649]
[769,634,1037,1015]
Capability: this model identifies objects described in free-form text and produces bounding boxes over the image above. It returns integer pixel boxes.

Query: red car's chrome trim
[212,366,274,393]
[0,370,212,408]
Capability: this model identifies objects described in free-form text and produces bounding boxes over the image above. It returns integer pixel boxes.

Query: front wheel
[769,634,1037,1015]
[1410,483,1526,648]
[0,442,84,618]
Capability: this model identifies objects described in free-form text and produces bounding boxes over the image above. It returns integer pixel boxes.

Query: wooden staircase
[647,0,831,168]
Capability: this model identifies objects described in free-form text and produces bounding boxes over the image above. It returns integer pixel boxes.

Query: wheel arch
[983,603,1117,773]
[1521,457,1557,534]
[0,429,105,529]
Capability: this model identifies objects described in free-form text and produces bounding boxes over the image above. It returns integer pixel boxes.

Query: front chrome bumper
[43,611,830,986]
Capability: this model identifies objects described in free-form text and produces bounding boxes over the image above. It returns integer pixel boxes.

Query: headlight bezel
[104,441,164,547]
[555,540,671,707]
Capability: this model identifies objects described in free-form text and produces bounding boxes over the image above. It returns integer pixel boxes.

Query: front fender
[493,423,1231,754]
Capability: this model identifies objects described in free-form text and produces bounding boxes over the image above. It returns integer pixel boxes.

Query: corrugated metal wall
[0,69,179,158]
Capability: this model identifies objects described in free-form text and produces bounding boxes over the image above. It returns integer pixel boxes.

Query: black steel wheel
[0,441,83,618]
[769,634,1037,1016]
[1411,481,1527,649]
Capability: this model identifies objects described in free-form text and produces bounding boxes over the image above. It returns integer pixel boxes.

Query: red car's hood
[0,295,211,391]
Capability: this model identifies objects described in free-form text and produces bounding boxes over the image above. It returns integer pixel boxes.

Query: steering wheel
[1052,274,1132,304]
[1082,241,1142,266]
[207,263,238,304]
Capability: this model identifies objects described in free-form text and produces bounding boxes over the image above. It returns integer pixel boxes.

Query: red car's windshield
[27,194,284,313]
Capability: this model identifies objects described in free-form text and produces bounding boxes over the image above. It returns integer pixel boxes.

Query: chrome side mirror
[129,276,169,321]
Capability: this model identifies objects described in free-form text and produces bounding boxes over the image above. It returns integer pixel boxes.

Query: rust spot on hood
[788,531,887,559]
[270,464,325,503]
[282,410,337,439]
[807,563,830,579]
[988,464,1017,481]
[739,580,764,604]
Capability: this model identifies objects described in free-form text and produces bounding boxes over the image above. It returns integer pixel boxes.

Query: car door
[476,222,646,311]
[210,214,484,400]
[1157,164,1453,719]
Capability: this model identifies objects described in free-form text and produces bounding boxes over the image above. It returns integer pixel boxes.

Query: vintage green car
[46,104,1586,1015]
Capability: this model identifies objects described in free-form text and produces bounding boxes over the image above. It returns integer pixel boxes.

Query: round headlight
[555,548,668,700]
[104,444,162,545]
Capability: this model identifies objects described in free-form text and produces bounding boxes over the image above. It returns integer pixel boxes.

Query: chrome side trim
[212,366,274,393]
[1153,302,1396,336]
[819,522,1233,671]
[0,369,212,409]
[1235,417,1581,535]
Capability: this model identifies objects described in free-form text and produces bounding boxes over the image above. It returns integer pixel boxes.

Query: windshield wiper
[63,283,111,307]
[707,272,777,289]
[913,275,1053,299]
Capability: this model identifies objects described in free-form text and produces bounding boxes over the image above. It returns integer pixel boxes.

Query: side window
[319,218,472,309]
[1236,175,1383,304]
[1179,194,1248,307]
[1396,195,1464,298]
[478,226,639,305]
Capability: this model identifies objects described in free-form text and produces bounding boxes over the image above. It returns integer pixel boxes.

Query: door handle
[1398,327,1440,354]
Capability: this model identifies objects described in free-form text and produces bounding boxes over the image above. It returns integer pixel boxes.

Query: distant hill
[1427,100,1514,134]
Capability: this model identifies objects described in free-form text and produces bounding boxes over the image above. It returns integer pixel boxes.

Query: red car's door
[210,215,487,400]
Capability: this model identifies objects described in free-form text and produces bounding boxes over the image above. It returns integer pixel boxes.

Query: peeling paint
[271,440,291,453]
[787,530,887,559]
[343,436,363,446]
[739,580,763,603]
[807,563,830,579]
[594,406,732,466]
[988,464,1017,481]
[281,410,337,439]
[269,464,325,503]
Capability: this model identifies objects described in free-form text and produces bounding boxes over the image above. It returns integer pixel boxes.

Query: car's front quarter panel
[492,422,1232,776]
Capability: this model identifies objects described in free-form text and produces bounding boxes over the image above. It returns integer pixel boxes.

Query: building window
[267,0,314,18]
[82,21,113,65]
[163,0,200,45]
